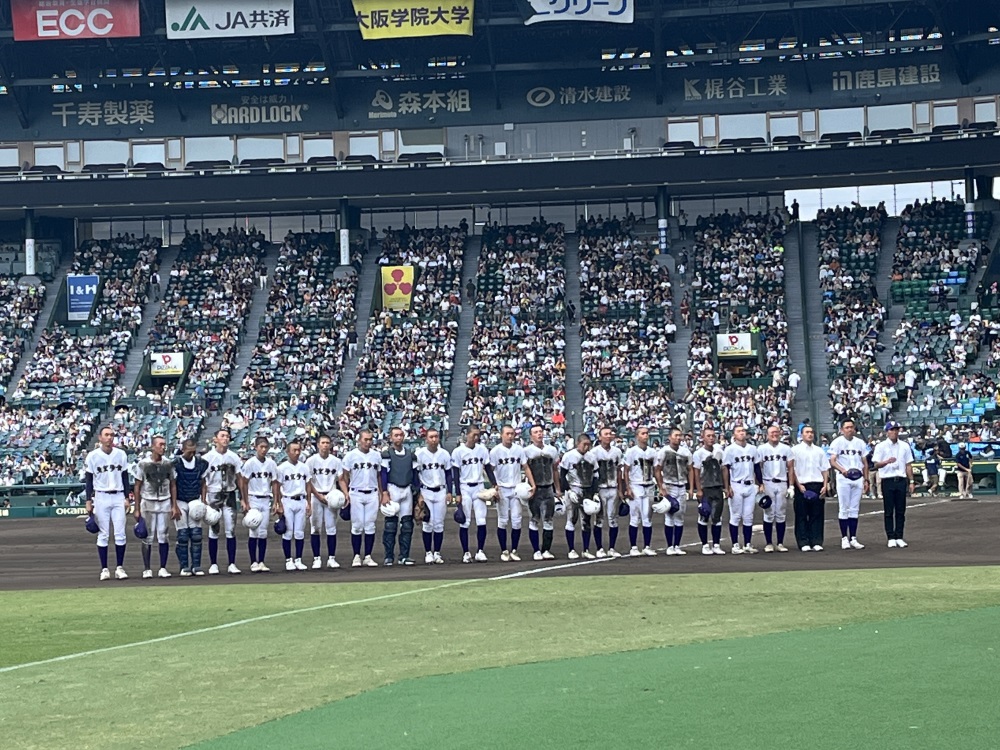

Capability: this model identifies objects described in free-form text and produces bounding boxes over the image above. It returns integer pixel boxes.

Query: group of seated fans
[461,220,568,445]
[0,404,96,485]
[683,208,793,436]
[338,224,465,445]
[0,279,43,386]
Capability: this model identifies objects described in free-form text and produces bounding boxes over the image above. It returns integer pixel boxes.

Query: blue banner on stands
[66,274,98,322]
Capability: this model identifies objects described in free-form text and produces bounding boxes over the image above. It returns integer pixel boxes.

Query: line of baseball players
[82,417,916,580]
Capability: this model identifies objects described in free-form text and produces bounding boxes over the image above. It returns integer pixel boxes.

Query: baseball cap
[884,421,901,431]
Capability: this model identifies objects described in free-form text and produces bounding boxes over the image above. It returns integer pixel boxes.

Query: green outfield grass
[1,567,998,750]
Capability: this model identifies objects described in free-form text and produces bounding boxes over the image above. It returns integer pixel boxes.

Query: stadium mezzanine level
[0,133,997,220]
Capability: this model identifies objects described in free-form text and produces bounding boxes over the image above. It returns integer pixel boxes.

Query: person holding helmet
[239,435,280,573]
[589,426,623,558]
[380,426,418,567]
[306,434,343,570]
[790,425,830,552]
[132,435,179,580]
[488,424,529,562]
[173,439,208,576]
[559,433,600,560]
[524,424,562,561]
[201,429,244,575]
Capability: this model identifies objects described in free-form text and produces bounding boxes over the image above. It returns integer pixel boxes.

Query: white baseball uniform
[86,446,130,548]
[623,444,657,529]
[382,447,417,517]
[756,441,791,523]
[559,448,598,531]
[342,448,381,535]
[134,455,176,544]
[276,458,310,542]
[488,442,526,531]
[590,444,623,529]
[655,445,692,527]
[203,448,243,541]
[830,435,868,520]
[307,452,342,535]
[451,443,491,529]
[723,441,759,527]
[415,446,452,534]
[240,455,278,540]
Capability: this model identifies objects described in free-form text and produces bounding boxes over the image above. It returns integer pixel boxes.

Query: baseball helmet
[617,500,630,517]
[564,489,580,505]
[133,516,148,540]
[582,497,601,515]
[477,487,498,501]
[553,500,566,517]
[756,492,772,510]
[515,482,533,501]
[697,499,712,519]
[187,499,208,522]
[203,505,222,526]
[453,503,467,524]
[85,514,99,534]
[381,500,401,518]
[274,514,288,535]
[326,489,346,509]
[242,508,264,529]
[845,468,864,481]
[803,489,821,501]
[653,496,681,515]
[339,505,352,521]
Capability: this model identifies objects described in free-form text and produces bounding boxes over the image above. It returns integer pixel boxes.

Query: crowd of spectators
[459,220,567,444]
[338,225,465,444]
[0,279,43,385]
[0,405,96,485]
[890,198,982,282]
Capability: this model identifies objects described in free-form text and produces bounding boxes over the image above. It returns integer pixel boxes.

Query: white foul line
[0,557,611,675]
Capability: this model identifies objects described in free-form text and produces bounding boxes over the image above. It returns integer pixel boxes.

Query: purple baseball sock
[115,544,126,567]
[528,528,540,552]
[664,526,675,546]
[433,531,443,552]
[353,533,363,556]
[327,534,337,557]
[295,538,304,559]
[226,537,236,565]
[674,526,683,546]
[582,529,591,550]
[698,523,708,545]
[248,538,258,562]
[365,533,375,557]
[628,526,638,548]
[511,528,522,550]
[98,545,109,569]
[763,522,773,544]
[729,524,740,544]
[208,537,219,564]
[565,530,575,551]
[743,525,753,545]
[311,533,321,558]
[159,542,169,568]
[594,528,603,548]
[422,530,433,552]
[258,538,267,561]
[776,522,786,543]
[609,527,618,549]
[711,525,722,545]
[476,526,487,551]
[497,528,508,550]
[848,518,859,537]
[459,527,469,553]
[839,519,849,537]
[282,539,292,559]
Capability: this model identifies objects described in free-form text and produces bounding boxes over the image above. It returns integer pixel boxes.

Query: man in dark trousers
[872,422,914,548]
[789,425,830,552]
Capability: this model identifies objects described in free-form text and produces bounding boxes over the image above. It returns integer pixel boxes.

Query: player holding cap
[524,424,562,561]
[756,425,792,552]
[829,419,869,550]
[414,428,453,564]
[202,429,244,575]
[622,427,658,557]
[722,425,761,554]
[559,433,600,559]
[340,429,383,567]
[306,434,342,569]
[239,435,279,572]
[589,427,623,557]
[488,424,527,561]
[451,427,494,563]
[85,426,132,581]
[132,435,179,579]
[276,439,309,571]
[692,427,726,555]
[654,427,693,556]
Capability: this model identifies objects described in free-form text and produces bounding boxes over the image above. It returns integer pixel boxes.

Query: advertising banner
[165,0,294,39]
[11,0,140,41]
[381,266,414,310]
[66,274,98,322]
[523,0,633,25]
[716,332,755,358]
[352,0,473,39]
[150,352,185,377]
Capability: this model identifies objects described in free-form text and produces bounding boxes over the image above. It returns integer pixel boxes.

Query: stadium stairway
[331,243,379,416]
[784,222,819,432]
[563,233,584,436]
[444,237,479,441]
[667,236,694,397]
[3,250,75,393]
[875,218,902,373]
[120,243,182,393]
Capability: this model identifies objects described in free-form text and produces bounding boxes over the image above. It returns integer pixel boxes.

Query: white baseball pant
[564,485,593,531]
[836,476,863,520]
[629,484,653,528]
[349,490,378,535]
[174,500,194,531]
[309,496,337,536]
[248,496,272,540]
[94,492,127,547]
[420,488,447,534]
[459,483,488,529]
[139,499,171,543]
[387,484,413,517]
[496,486,522,530]
[281,496,306,541]
[761,480,788,523]
[728,483,757,526]
[663,487,687,527]
[207,505,236,540]
[598,487,619,528]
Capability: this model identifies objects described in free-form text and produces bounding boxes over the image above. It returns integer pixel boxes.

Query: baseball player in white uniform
[340,429,383,567]
[85,426,131,581]
[277,439,310,571]
[415,429,453,564]
[132,435,179,579]
[829,419,869,550]
[559,433,600,559]
[307,434,342,569]
[722,425,761,554]
[488,424,527,561]
[654,427,693,556]
[622,427,658,557]
[524,425,562,561]
[590,426,623,558]
[756,425,793,552]
[239,435,279,573]
[202,429,244,575]
[451,427,493,563]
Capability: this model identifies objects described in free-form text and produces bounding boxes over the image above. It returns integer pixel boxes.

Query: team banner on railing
[66,274,98,322]
[381,266,414,310]
[352,0,474,39]
[11,0,141,41]
[165,0,294,39]
[716,332,756,358]
[522,0,633,25]
[150,352,185,377]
